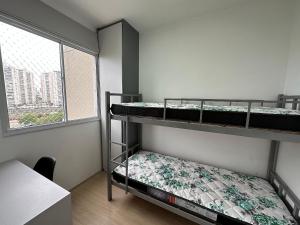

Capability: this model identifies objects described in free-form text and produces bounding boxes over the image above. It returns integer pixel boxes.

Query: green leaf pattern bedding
[117,102,300,115]
[114,151,296,225]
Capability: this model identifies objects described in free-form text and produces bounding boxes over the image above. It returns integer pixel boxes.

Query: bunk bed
[105,92,300,225]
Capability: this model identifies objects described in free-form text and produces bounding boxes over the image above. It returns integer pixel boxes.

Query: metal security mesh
[63,45,98,121]
[0,21,65,129]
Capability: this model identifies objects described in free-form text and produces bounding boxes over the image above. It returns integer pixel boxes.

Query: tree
[18,112,38,125]
[18,111,64,126]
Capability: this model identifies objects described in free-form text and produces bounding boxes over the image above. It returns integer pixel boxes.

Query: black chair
[34,156,56,181]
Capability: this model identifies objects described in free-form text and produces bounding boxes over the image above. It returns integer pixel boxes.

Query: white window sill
[3,117,100,137]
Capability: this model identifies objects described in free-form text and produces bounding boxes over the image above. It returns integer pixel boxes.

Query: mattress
[111,102,300,132]
[113,151,296,225]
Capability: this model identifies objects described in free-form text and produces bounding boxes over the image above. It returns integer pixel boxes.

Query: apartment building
[3,65,35,107]
[40,71,63,106]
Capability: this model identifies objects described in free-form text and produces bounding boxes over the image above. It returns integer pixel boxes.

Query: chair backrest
[33,157,56,181]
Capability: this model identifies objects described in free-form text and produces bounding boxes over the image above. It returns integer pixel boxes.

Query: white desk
[0,160,72,225]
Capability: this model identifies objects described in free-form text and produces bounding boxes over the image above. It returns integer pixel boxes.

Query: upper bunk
[106,92,300,143]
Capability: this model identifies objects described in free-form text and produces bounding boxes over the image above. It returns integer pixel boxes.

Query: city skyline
[0,20,63,111]
[3,64,63,109]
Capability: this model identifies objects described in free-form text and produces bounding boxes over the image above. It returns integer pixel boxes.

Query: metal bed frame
[106,91,300,225]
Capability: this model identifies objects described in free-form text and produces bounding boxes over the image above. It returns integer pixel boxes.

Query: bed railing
[271,172,300,222]
[279,94,300,110]
[163,96,300,128]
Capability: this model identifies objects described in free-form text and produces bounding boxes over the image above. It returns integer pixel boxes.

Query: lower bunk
[112,150,297,225]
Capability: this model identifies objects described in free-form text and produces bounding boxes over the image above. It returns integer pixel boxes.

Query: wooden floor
[71,172,197,225]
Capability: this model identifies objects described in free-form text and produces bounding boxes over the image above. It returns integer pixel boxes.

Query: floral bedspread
[114,151,296,225]
[116,102,300,115]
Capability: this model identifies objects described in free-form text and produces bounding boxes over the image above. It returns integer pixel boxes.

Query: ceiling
[41,0,247,32]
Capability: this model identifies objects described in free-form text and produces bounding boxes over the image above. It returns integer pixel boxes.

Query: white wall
[0,121,101,190]
[143,126,270,177]
[284,0,300,95]
[140,0,294,178]
[0,0,101,190]
[277,0,300,198]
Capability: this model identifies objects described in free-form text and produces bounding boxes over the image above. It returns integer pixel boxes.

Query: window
[0,21,98,134]
[63,46,98,121]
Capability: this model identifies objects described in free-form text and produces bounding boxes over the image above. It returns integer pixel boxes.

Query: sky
[0,21,61,87]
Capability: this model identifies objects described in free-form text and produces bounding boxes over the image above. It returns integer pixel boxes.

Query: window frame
[0,15,100,137]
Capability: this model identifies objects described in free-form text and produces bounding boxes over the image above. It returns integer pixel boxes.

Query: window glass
[0,22,64,129]
[0,20,98,133]
[63,46,98,120]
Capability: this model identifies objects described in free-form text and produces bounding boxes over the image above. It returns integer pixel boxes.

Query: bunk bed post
[106,91,112,201]
[267,94,284,182]
[138,94,143,150]
[125,116,129,193]
[267,140,280,181]
[245,102,252,128]
[199,101,204,123]
[163,99,167,120]
[121,95,126,162]
[278,94,286,108]
[292,98,298,110]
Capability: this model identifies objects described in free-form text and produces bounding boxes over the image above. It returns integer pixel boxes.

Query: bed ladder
[106,92,141,201]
